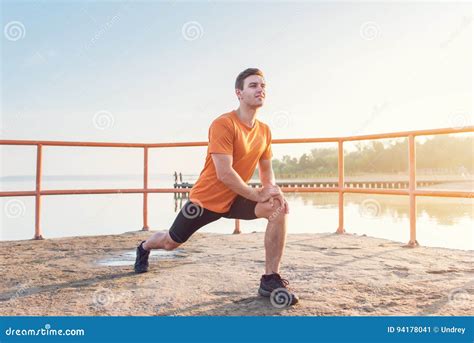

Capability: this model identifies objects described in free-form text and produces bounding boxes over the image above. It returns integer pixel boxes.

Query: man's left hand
[263,185,290,214]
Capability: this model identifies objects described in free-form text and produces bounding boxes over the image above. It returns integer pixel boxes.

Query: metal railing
[1,126,472,246]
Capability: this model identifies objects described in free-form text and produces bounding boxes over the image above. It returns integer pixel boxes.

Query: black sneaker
[134,241,150,273]
[258,273,299,306]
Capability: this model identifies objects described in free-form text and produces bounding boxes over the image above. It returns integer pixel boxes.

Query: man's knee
[268,200,287,222]
[256,198,287,222]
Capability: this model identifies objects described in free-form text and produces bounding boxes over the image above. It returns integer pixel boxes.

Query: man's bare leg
[256,200,298,304]
[232,219,242,234]
[142,231,181,251]
[264,213,287,274]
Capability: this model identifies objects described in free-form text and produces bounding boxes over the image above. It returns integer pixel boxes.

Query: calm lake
[1,176,472,250]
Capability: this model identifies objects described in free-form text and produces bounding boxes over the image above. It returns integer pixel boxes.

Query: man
[134,68,298,305]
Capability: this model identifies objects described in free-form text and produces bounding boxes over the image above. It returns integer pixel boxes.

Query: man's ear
[235,88,242,100]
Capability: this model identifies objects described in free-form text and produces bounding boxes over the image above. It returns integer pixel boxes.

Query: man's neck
[236,105,258,128]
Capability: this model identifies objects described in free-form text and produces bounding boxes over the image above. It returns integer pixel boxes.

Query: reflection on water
[288,193,473,226]
[173,192,473,250]
[174,192,473,226]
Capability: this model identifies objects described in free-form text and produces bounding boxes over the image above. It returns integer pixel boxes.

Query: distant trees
[257,135,473,178]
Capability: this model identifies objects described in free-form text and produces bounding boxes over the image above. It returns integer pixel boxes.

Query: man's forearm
[220,169,259,202]
[259,169,276,187]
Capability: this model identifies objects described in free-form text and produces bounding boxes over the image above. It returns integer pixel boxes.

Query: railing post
[407,135,419,247]
[34,144,43,239]
[142,146,149,231]
[336,139,345,234]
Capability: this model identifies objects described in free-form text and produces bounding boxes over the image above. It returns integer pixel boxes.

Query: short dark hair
[235,68,264,90]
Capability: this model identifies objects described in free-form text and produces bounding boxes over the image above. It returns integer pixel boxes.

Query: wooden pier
[172,171,465,199]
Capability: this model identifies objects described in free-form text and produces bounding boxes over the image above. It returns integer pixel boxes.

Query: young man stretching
[134,68,298,305]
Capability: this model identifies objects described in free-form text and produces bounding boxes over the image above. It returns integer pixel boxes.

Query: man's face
[236,75,266,108]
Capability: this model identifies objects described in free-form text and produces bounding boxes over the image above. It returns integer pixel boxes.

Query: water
[1,178,472,250]
[96,249,187,266]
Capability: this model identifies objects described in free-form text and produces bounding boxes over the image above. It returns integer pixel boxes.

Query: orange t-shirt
[189,110,273,213]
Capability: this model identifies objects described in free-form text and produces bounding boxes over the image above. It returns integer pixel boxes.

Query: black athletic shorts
[169,195,258,243]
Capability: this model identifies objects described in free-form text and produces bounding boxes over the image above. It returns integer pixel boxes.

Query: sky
[0,0,472,177]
